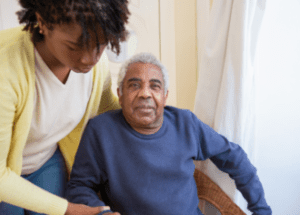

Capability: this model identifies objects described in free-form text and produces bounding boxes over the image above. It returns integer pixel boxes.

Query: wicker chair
[194,169,246,215]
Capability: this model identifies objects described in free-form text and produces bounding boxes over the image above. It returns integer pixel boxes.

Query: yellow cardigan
[0,26,120,214]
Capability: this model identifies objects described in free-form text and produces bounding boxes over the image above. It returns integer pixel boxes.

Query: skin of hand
[103,212,121,215]
[65,202,112,215]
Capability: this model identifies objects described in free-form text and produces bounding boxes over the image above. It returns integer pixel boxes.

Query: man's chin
[135,116,163,127]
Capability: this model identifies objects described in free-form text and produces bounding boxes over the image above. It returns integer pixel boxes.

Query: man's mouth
[137,104,155,109]
[136,105,155,113]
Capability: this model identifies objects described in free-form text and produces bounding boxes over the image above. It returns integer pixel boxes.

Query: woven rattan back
[194,169,246,215]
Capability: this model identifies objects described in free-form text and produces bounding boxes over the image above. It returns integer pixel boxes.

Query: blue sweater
[66,106,271,215]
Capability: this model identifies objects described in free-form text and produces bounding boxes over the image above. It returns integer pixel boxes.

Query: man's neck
[132,126,162,135]
[129,118,164,135]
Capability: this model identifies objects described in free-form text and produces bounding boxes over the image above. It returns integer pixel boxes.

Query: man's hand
[65,202,120,215]
[102,212,121,215]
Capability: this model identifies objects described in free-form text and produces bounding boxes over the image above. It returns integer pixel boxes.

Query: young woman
[0,0,129,214]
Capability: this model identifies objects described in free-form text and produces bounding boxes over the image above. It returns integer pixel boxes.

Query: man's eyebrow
[150,79,162,85]
[127,78,162,84]
[127,78,141,82]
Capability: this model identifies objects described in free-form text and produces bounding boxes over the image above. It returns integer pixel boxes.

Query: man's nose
[139,85,152,98]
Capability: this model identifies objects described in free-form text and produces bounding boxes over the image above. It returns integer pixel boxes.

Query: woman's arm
[0,45,69,214]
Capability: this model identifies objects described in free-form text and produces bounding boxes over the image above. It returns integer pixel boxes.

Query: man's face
[118,62,168,134]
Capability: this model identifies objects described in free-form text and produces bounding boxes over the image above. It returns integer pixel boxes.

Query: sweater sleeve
[192,113,272,215]
[66,121,107,207]
[0,55,68,214]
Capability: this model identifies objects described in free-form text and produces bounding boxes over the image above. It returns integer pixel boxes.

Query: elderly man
[66,53,272,215]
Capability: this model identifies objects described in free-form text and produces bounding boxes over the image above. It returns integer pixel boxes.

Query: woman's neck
[35,41,71,84]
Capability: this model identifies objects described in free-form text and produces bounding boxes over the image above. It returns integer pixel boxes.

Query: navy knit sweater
[66,106,271,215]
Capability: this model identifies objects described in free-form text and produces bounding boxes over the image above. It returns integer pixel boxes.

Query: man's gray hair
[117,52,169,95]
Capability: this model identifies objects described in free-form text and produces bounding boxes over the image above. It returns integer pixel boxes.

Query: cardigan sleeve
[0,28,68,215]
[0,70,68,215]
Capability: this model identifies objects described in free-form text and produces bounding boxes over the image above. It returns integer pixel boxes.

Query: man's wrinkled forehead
[126,62,163,79]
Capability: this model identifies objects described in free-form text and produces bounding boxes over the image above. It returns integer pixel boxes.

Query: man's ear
[117,88,122,105]
[164,90,169,106]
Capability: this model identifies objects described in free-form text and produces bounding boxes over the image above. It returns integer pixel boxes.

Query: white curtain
[0,0,21,31]
[194,0,266,214]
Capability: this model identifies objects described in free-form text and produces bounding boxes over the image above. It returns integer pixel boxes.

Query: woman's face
[38,17,107,73]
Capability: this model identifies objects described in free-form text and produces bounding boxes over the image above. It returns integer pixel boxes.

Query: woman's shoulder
[0,26,30,50]
[0,26,33,60]
[0,26,35,93]
[0,26,34,77]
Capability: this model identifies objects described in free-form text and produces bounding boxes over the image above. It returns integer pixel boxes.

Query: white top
[22,49,93,175]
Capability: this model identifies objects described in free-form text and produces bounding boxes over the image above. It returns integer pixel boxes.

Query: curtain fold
[194,0,266,214]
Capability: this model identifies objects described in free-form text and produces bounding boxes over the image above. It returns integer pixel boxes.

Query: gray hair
[117,52,169,95]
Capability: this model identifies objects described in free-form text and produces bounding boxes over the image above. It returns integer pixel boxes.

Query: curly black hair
[16,0,130,54]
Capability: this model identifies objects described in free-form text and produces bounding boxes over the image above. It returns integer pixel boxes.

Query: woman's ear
[35,12,47,35]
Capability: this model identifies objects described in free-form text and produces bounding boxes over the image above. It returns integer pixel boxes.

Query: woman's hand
[65,202,116,215]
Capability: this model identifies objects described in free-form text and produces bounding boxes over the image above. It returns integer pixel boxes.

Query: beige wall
[174,0,198,110]
[160,0,177,107]
[0,0,198,111]
[160,0,198,111]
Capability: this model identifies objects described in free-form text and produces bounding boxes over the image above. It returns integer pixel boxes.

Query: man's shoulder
[89,109,123,127]
[163,106,202,129]
[164,106,195,119]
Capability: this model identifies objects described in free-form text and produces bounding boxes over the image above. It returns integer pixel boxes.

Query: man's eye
[151,84,161,90]
[129,83,140,88]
